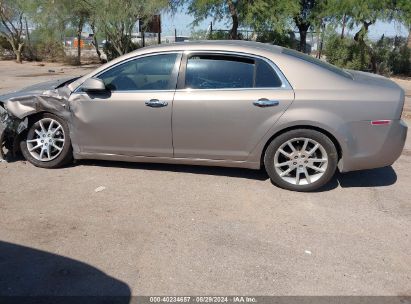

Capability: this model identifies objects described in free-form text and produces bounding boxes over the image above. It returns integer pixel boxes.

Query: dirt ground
[0,61,98,94]
[0,60,411,297]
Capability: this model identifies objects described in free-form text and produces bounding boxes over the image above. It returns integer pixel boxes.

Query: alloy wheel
[274,137,328,186]
[26,118,65,162]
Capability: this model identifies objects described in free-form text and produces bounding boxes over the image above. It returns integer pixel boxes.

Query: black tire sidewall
[264,129,338,192]
[20,113,72,168]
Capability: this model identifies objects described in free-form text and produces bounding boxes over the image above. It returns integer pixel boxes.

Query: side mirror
[81,78,107,92]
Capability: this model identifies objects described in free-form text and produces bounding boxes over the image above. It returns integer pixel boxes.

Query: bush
[209,30,230,40]
[0,36,12,51]
[30,39,65,62]
[387,37,410,75]
[23,28,66,62]
[256,30,296,49]
[102,37,140,61]
[63,55,81,66]
[370,36,392,75]
[325,34,371,71]
[0,36,15,60]
[325,33,410,76]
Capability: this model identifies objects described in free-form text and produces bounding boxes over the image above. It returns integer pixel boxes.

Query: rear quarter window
[255,59,282,87]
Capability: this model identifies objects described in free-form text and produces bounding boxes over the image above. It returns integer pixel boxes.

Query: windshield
[282,48,353,79]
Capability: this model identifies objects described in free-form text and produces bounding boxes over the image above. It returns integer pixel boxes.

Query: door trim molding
[73,152,261,169]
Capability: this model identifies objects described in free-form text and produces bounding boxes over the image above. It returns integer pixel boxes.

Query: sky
[162,10,409,40]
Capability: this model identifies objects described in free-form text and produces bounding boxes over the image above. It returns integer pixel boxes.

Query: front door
[69,52,181,157]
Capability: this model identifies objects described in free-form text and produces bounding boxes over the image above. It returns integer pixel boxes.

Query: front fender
[0,88,74,160]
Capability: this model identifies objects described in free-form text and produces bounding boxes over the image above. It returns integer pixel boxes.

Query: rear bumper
[338,119,408,172]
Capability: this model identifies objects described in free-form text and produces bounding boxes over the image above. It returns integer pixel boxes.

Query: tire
[264,129,338,192]
[20,113,73,168]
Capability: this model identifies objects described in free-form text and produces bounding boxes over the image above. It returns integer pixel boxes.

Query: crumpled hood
[0,77,79,103]
[0,77,78,120]
[0,77,79,160]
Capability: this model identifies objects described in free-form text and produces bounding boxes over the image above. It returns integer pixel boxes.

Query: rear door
[172,52,294,161]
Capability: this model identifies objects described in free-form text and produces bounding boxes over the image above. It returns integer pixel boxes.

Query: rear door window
[184,54,282,89]
[185,55,254,89]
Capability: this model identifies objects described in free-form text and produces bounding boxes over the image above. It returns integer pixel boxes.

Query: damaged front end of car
[0,102,28,160]
[0,82,75,161]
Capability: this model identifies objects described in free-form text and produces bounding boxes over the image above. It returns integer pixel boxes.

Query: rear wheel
[20,113,72,168]
[264,129,338,191]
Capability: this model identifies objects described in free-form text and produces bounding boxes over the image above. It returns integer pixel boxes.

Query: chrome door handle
[145,99,168,108]
[253,98,279,107]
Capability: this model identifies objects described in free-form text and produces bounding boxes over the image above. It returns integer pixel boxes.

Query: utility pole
[174,28,177,42]
[208,21,213,40]
[341,14,346,39]
[316,18,322,58]
[407,25,411,49]
[318,22,326,59]
[142,29,145,47]
[157,15,161,44]
[139,19,145,47]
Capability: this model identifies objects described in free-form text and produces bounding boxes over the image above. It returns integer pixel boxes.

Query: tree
[172,0,299,41]
[174,0,323,52]
[331,0,394,69]
[70,1,90,65]
[89,0,167,58]
[89,18,102,62]
[27,0,167,62]
[31,0,91,64]
[242,0,298,35]
[319,0,353,39]
[325,0,392,43]
[171,0,247,40]
[0,0,26,63]
[293,0,316,52]
[244,0,324,53]
[392,0,411,48]
[289,0,332,53]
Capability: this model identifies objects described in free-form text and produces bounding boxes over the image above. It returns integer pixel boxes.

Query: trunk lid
[347,70,402,90]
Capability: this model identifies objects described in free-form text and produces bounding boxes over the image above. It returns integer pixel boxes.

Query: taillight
[371,120,391,126]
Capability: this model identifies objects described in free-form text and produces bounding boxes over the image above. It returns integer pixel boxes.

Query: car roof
[133,40,284,55]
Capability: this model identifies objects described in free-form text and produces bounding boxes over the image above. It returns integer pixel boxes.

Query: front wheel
[20,113,73,168]
[264,129,338,192]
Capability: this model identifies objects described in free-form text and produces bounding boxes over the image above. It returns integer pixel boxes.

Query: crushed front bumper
[0,104,28,160]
